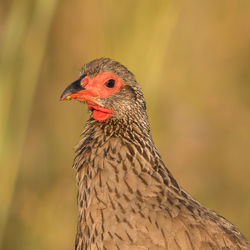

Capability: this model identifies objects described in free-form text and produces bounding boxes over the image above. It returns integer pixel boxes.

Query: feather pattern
[74,118,249,250]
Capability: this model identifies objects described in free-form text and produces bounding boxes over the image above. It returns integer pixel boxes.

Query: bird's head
[60,58,147,122]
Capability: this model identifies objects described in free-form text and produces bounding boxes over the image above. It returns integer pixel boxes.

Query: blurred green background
[1,0,250,249]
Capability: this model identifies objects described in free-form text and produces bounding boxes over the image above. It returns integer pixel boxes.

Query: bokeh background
[0,0,250,249]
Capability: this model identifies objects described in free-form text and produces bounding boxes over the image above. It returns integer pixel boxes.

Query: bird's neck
[73,117,153,169]
[73,117,181,196]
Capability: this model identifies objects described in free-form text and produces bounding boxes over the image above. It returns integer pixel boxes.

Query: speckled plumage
[66,58,249,249]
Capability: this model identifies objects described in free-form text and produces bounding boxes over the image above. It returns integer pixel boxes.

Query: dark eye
[105,79,115,88]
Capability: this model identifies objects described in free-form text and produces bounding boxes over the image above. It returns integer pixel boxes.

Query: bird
[60,58,250,250]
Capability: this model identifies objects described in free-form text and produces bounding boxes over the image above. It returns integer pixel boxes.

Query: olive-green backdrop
[0,0,250,249]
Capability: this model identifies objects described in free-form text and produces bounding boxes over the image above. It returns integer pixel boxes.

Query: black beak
[60,78,85,101]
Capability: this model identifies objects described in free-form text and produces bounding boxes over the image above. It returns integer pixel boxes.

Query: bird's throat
[88,104,114,122]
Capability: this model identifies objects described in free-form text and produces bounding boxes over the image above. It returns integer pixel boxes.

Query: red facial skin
[68,72,125,121]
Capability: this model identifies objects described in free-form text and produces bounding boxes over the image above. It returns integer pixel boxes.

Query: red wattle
[92,109,112,121]
[88,104,113,122]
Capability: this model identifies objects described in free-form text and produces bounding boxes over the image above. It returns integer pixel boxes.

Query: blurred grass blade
[0,0,59,246]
